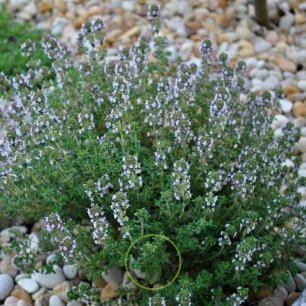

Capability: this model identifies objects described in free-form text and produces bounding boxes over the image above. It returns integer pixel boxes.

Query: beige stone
[100,283,119,300]
[54,0,67,13]
[274,55,296,72]
[11,289,33,305]
[53,281,70,301]
[38,0,54,13]
[283,84,301,97]
[293,101,306,117]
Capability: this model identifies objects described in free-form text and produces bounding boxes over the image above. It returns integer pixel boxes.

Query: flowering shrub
[1,5,305,305]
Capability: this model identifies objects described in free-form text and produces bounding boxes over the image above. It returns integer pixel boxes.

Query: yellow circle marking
[124,234,182,291]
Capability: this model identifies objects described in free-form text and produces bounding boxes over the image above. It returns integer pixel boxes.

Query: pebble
[296,137,306,153]
[53,281,70,302]
[298,81,306,92]
[265,76,280,90]
[4,296,19,305]
[48,295,64,306]
[282,272,297,293]
[279,13,295,31]
[273,286,288,301]
[0,274,14,300]
[102,267,123,285]
[293,102,306,117]
[66,302,82,306]
[32,265,65,289]
[62,265,77,280]
[280,98,293,113]
[294,274,306,292]
[272,114,289,130]
[100,283,119,300]
[258,296,283,306]
[254,37,272,53]
[0,257,18,277]
[297,262,306,273]
[17,278,39,294]
[10,289,32,305]
[287,292,301,306]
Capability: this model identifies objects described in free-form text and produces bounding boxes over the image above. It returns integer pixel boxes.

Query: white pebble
[49,295,64,306]
[63,264,77,280]
[298,80,306,91]
[271,114,289,130]
[0,274,14,300]
[17,278,39,294]
[279,98,293,113]
[32,265,65,289]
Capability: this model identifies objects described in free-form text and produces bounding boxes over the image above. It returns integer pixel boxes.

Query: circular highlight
[124,234,182,291]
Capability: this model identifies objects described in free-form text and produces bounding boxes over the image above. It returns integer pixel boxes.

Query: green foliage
[0,6,50,76]
[0,6,305,305]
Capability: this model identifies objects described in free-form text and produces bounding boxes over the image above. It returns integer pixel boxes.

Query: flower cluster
[110,191,130,238]
[45,213,76,262]
[119,155,142,190]
[171,158,191,201]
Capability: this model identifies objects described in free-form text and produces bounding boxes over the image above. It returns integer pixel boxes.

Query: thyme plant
[0,5,305,305]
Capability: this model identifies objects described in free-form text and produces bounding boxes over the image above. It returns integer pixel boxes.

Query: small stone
[0,274,14,300]
[284,85,301,97]
[17,279,39,294]
[122,272,137,290]
[265,31,279,45]
[48,295,64,306]
[94,277,107,289]
[4,296,18,305]
[52,281,70,302]
[66,302,82,306]
[293,102,306,117]
[31,288,47,301]
[295,13,306,25]
[273,286,288,301]
[17,301,31,306]
[102,267,123,285]
[254,37,272,53]
[279,98,293,113]
[32,265,65,289]
[282,272,297,293]
[0,257,18,277]
[294,274,306,291]
[51,17,69,36]
[286,292,301,306]
[38,0,54,13]
[100,283,119,300]
[272,114,289,130]
[297,137,306,153]
[257,286,273,300]
[238,47,254,58]
[179,41,194,61]
[265,76,280,90]
[299,2,306,10]
[63,265,77,280]
[279,13,295,31]
[54,0,67,13]
[275,55,296,72]
[298,81,306,92]
[237,24,252,40]
[258,297,283,306]
[11,289,33,305]
[297,262,306,272]
[296,246,306,258]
